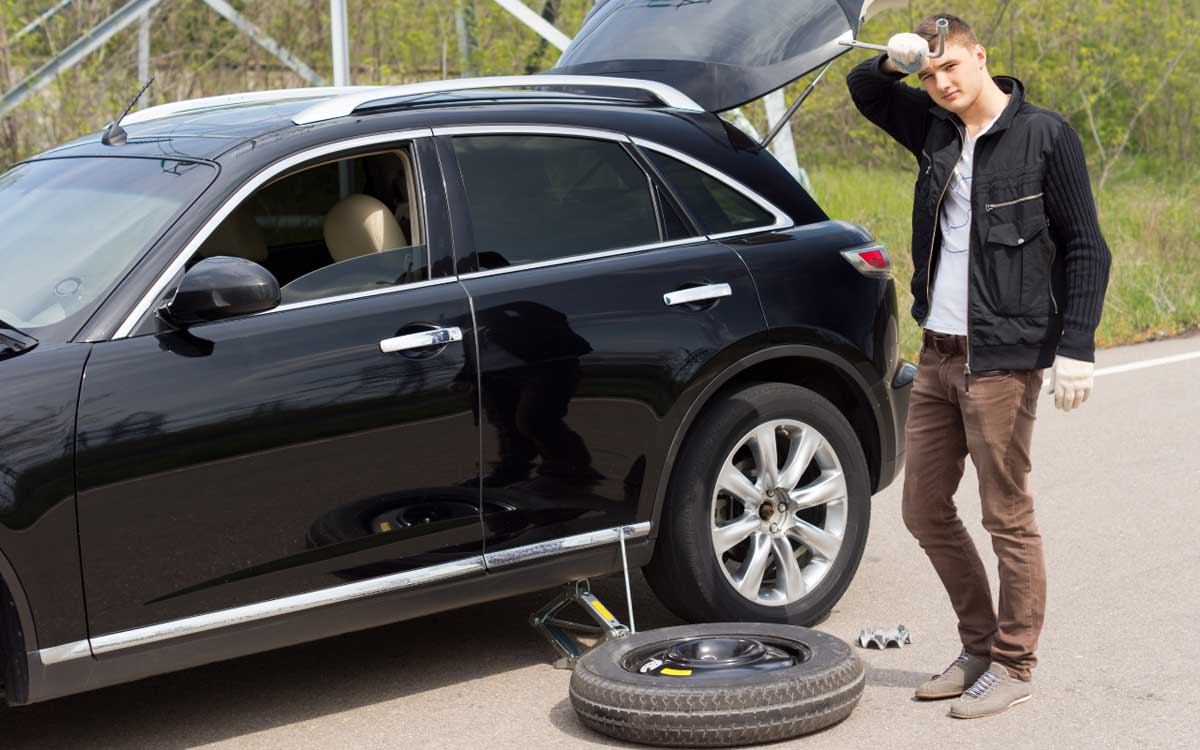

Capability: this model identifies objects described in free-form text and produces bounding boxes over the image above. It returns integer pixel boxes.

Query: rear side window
[646,151,775,236]
[452,135,660,269]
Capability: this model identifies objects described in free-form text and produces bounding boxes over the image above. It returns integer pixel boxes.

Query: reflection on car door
[440,130,769,561]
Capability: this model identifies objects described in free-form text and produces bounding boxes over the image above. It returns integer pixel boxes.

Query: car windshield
[0,157,215,342]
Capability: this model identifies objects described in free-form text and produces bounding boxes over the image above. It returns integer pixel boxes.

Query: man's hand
[1044,355,1094,412]
[885,33,929,75]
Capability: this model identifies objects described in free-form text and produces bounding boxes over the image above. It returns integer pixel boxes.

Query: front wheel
[645,382,871,625]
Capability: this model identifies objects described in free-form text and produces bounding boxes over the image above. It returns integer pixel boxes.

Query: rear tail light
[840,244,892,278]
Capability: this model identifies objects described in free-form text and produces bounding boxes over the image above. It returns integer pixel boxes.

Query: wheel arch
[648,346,884,536]
[0,546,36,705]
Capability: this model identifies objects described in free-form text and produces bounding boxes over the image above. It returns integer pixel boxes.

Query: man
[846,15,1111,718]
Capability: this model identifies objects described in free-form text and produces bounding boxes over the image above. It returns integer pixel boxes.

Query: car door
[75,135,485,639]
[437,126,773,562]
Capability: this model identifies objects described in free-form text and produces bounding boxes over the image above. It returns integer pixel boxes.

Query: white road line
[1094,348,1200,378]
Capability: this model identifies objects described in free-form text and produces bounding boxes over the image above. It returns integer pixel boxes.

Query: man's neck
[959,76,1010,137]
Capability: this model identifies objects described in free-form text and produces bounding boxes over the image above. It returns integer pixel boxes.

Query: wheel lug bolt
[770,524,780,533]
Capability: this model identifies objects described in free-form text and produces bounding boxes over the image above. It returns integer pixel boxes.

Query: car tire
[645,382,870,626]
[569,622,864,746]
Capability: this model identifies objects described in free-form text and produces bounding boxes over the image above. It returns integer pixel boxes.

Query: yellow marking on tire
[660,668,693,676]
[379,521,392,532]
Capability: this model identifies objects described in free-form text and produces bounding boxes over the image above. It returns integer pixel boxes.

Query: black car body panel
[75,283,480,635]
[0,83,911,704]
[0,345,91,648]
[555,0,857,113]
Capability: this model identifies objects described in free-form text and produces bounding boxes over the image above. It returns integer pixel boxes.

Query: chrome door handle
[379,327,463,353]
[663,283,732,306]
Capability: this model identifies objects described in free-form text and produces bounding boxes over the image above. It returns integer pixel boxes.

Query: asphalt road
[3,332,1198,750]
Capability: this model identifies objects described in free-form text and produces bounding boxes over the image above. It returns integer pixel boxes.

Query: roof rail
[291,75,706,125]
[121,86,378,127]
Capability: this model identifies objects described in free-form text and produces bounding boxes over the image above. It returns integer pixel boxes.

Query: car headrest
[323,193,406,262]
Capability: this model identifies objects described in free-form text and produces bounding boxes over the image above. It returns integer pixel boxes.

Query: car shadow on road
[0,572,683,749]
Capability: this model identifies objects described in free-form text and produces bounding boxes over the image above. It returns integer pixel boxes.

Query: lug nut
[770,524,780,533]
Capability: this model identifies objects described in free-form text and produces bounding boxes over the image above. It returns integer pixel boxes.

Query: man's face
[917,40,987,113]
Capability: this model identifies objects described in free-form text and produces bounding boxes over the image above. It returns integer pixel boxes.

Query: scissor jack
[531,579,630,670]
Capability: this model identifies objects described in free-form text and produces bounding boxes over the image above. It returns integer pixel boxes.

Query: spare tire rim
[621,635,810,680]
[710,419,849,607]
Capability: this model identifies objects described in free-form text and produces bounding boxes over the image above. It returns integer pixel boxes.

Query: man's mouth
[943,91,959,102]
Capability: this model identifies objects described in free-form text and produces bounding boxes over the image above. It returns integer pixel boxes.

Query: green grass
[810,167,1200,364]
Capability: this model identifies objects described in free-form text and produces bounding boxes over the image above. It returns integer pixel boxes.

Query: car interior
[194,146,427,305]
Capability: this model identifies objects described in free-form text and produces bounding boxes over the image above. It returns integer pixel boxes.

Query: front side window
[0,157,215,342]
[194,145,427,307]
[646,151,775,236]
[451,135,660,269]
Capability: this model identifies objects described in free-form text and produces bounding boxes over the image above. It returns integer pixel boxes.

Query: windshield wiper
[0,322,37,359]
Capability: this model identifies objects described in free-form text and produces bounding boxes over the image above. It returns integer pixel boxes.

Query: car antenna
[101,77,155,147]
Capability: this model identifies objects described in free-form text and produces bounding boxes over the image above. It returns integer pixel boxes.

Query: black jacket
[846,55,1111,378]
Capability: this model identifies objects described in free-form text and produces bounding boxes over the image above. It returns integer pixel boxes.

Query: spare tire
[569,623,863,747]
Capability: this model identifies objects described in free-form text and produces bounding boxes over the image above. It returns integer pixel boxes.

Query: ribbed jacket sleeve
[1042,121,1112,362]
[845,55,932,158]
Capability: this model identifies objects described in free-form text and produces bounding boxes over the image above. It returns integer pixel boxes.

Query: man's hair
[914,14,979,51]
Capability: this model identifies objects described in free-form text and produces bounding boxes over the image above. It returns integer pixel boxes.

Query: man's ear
[975,43,987,69]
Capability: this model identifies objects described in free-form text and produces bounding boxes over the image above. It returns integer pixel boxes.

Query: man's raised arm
[845,37,934,158]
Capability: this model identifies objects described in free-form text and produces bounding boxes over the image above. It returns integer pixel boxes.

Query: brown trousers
[901,329,1046,680]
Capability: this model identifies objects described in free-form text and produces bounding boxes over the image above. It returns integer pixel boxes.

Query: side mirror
[159,256,280,327]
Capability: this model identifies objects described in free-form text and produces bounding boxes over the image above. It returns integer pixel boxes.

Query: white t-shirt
[924,109,1005,336]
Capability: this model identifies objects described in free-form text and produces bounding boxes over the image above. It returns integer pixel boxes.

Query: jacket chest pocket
[982,209,1053,317]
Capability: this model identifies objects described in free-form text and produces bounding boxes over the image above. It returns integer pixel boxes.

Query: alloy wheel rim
[709,419,848,607]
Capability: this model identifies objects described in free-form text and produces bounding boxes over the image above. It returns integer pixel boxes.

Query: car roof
[26,76,715,163]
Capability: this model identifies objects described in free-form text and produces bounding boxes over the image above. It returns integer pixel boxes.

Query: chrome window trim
[113,128,436,340]
[630,137,793,236]
[253,276,459,319]
[293,75,705,125]
[432,124,629,141]
[457,237,704,281]
[485,522,651,569]
[37,522,651,663]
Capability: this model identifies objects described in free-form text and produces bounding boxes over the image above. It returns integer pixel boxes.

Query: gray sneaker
[914,650,990,700]
[949,663,1034,719]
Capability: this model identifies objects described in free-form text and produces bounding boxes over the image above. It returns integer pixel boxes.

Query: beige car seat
[199,204,268,263]
[323,194,406,262]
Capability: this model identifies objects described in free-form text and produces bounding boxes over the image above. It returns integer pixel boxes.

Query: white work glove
[1044,355,1094,412]
[886,32,929,75]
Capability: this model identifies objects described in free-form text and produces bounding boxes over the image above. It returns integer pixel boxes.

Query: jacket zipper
[923,145,958,329]
[985,192,1043,212]
[959,123,974,394]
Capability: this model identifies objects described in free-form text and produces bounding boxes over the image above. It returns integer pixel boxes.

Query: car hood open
[553,0,908,113]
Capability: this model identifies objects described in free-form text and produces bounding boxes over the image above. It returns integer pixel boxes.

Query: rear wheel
[645,382,871,625]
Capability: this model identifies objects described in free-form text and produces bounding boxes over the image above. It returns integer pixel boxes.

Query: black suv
[0,0,913,705]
